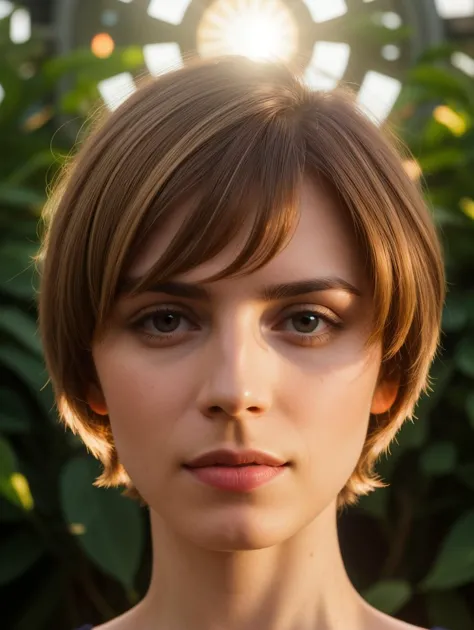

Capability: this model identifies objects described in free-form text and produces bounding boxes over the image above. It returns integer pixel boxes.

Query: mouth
[183,449,289,492]
[184,448,288,469]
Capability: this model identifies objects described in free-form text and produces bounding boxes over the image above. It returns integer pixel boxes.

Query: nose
[196,321,276,421]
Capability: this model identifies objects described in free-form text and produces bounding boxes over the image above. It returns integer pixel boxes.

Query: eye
[288,312,324,334]
[132,307,199,340]
[148,311,183,334]
[274,308,343,346]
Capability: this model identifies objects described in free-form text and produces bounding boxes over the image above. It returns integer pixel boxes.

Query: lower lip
[185,465,287,492]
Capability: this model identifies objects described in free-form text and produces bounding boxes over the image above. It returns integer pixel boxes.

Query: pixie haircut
[38,57,445,507]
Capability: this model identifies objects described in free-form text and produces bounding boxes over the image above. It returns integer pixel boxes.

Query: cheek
[92,340,192,468]
[283,350,380,484]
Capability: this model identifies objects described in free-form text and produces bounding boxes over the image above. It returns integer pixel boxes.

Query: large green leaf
[0,496,25,522]
[0,436,33,510]
[0,528,44,585]
[456,463,474,491]
[0,306,42,356]
[414,358,454,422]
[420,441,457,476]
[466,392,474,429]
[3,150,56,186]
[363,580,412,614]
[407,65,474,106]
[0,345,54,424]
[442,294,469,332]
[422,509,474,589]
[0,184,45,209]
[0,344,47,397]
[0,435,20,506]
[60,456,144,591]
[418,147,466,174]
[0,240,39,300]
[357,486,389,520]
[393,417,428,451]
[42,46,144,84]
[0,388,30,433]
[15,567,63,630]
[455,338,474,379]
[426,591,474,630]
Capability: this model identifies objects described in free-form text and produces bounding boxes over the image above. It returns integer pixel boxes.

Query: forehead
[129,177,366,289]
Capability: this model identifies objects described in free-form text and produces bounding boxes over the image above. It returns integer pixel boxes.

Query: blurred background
[0,1,474,629]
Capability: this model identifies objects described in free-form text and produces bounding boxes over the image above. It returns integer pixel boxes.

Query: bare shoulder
[361,599,428,630]
[88,602,150,630]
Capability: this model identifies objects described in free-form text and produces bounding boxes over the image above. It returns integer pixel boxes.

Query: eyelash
[130,305,344,347]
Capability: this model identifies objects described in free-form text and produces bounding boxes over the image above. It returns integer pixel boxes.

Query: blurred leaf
[0,306,42,356]
[15,567,63,630]
[426,591,474,630]
[407,65,474,105]
[5,150,56,186]
[363,580,412,614]
[0,436,33,510]
[432,206,466,228]
[431,206,469,227]
[417,43,457,64]
[0,344,47,396]
[0,387,31,433]
[42,46,144,84]
[420,441,457,476]
[415,358,454,422]
[11,473,34,510]
[0,496,25,522]
[0,240,38,300]
[0,184,44,208]
[465,293,474,325]
[442,294,469,332]
[393,418,428,450]
[422,509,474,589]
[456,463,474,491]
[455,338,474,378]
[0,413,29,433]
[467,393,474,429]
[0,435,17,474]
[0,528,44,585]
[418,147,466,174]
[357,487,389,520]
[60,456,144,590]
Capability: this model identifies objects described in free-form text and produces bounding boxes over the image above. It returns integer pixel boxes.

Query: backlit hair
[37,57,445,507]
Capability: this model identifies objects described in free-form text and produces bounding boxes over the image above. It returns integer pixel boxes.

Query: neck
[131,500,371,630]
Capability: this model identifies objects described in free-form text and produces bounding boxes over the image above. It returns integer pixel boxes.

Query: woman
[38,57,447,630]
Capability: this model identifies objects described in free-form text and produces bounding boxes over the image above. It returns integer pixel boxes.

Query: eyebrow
[118,277,362,301]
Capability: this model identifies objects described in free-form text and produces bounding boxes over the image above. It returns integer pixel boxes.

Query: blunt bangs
[108,108,305,313]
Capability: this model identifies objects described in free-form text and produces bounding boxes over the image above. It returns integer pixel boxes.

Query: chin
[180,508,305,551]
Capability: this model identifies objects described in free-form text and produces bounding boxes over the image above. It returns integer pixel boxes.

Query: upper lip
[184,449,287,468]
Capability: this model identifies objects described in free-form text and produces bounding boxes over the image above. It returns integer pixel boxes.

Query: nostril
[247,406,260,413]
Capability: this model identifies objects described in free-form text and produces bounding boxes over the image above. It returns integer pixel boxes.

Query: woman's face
[91,177,393,550]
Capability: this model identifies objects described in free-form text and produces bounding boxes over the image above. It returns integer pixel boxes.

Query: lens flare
[91,32,115,59]
[197,0,298,62]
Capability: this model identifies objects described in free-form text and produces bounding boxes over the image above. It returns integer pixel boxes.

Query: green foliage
[0,11,146,630]
[61,458,143,594]
[350,45,474,629]
[0,11,473,630]
[421,510,474,590]
[363,580,412,615]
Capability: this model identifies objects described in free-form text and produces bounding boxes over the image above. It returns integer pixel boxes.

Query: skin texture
[89,178,422,630]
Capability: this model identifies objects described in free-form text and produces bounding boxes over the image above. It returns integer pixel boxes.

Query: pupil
[154,312,180,333]
[293,313,318,333]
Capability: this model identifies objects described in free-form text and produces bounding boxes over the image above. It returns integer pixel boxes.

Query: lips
[184,448,287,469]
[183,449,289,492]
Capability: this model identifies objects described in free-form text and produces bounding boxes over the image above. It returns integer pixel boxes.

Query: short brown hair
[37,56,445,507]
